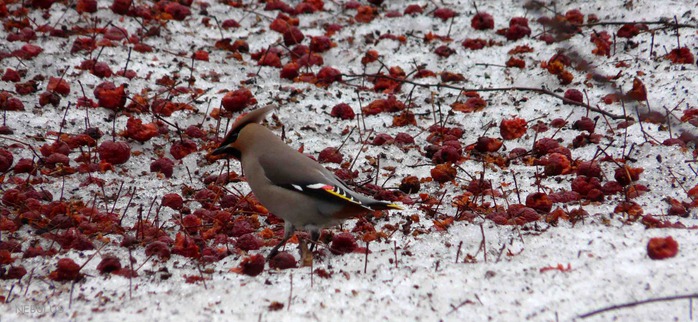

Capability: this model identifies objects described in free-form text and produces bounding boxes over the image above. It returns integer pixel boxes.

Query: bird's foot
[299,238,313,267]
[266,249,279,261]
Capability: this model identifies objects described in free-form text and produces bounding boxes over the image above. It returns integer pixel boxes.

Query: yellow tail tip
[387,203,404,210]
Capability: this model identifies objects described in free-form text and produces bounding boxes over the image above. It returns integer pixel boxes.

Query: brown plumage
[212,105,402,261]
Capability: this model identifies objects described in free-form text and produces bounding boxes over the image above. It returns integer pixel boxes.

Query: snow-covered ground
[1,0,697,321]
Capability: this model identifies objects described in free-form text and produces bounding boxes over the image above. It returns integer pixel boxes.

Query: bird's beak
[210,145,241,159]
[211,146,228,156]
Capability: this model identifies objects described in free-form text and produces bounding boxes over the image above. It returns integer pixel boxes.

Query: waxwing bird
[212,105,402,262]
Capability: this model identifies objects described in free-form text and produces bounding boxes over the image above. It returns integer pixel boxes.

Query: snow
[1,0,698,321]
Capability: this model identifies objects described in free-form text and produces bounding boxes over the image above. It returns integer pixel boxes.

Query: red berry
[471,12,494,30]
[647,236,679,260]
[235,254,265,276]
[150,157,174,178]
[98,141,131,165]
[330,232,357,255]
[162,193,183,210]
[269,252,297,270]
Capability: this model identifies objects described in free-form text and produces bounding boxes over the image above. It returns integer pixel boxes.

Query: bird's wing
[257,152,370,208]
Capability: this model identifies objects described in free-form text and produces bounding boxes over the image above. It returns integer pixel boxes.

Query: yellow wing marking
[321,185,363,205]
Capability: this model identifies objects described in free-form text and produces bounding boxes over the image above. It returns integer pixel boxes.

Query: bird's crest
[212,104,277,156]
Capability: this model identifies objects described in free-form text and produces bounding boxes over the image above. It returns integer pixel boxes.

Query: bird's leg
[308,230,320,252]
[299,236,313,267]
[266,223,295,261]
[297,227,318,267]
[299,228,320,267]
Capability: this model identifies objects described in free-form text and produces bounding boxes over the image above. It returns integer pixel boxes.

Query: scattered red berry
[97,255,122,274]
[98,141,131,165]
[221,88,257,113]
[330,232,358,254]
[49,258,83,282]
[647,236,679,260]
[318,147,343,163]
[500,117,528,140]
[269,252,297,269]
[471,12,494,30]
[232,254,265,276]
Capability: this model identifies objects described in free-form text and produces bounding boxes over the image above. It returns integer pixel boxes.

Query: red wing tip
[307,183,333,190]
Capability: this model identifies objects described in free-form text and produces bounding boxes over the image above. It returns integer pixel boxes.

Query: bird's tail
[368,201,404,210]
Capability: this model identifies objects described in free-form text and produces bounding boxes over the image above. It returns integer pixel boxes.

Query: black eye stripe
[219,129,240,148]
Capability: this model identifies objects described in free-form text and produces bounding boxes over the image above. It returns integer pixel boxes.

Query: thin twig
[196,263,208,290]
[479,223,487,263]
[342,73,628,120]
[23,268,35,296]
[578,293,698,319]
[363,241,369,274]
[5,284,14,303]
[69,281,75,309]
[128,248,134,299]
[455,240,462,263]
